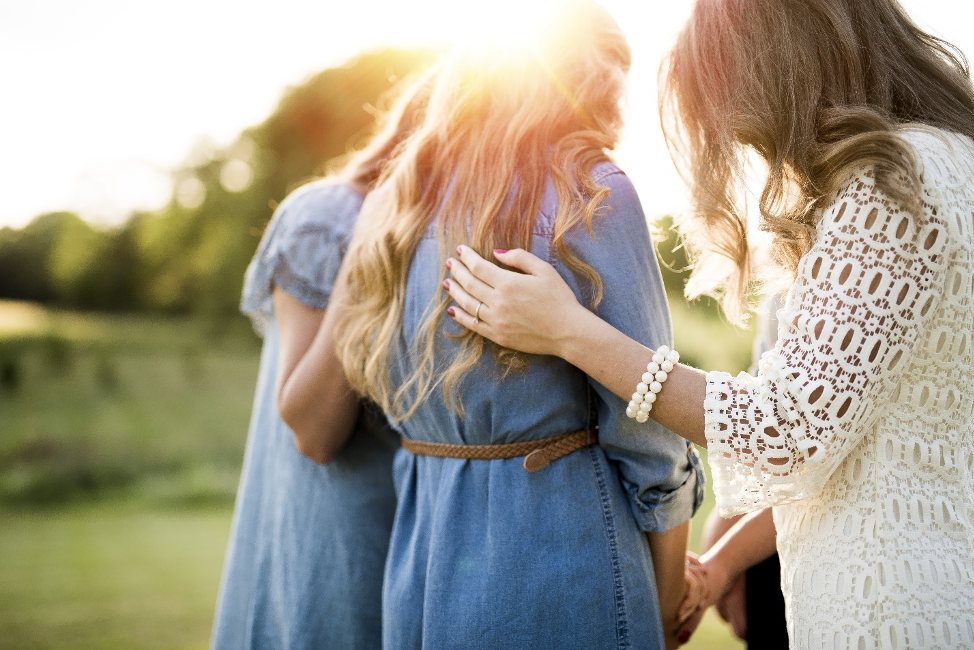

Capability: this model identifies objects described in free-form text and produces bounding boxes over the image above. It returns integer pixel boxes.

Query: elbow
[276,382,360,465]
[277,392,338,465]
[284,410,343,465]
[292,431,339,465]
[276,390,302,440]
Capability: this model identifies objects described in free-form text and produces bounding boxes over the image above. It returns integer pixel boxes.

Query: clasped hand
[676,552,747,644]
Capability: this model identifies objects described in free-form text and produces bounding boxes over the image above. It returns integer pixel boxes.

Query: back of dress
[381,163,704,649]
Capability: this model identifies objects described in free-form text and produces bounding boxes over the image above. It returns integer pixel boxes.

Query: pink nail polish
[443,280,450,290]
[494,248,508,254]
[447,307,456,317]
[445,258,453,269]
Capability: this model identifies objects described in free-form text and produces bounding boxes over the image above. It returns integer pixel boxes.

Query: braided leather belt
[400,428,598,472]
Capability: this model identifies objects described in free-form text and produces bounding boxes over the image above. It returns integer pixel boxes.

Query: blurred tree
[0,211,72,302]
[135,46,437,323]
[1,47,435,317]
[654,215,724,318]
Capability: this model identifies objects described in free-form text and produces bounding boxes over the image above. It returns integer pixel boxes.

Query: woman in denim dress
[210,72,431,650]
[315,3,705,647]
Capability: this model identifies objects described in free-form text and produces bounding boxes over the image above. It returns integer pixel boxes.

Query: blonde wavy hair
[337,0,631,421]
[660,0,974,323]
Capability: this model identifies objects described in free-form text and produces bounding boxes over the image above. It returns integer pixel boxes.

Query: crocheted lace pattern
[704,128,974,649]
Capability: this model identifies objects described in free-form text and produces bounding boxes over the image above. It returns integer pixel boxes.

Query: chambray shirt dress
[383,163,706,649]
[211,182,398,650]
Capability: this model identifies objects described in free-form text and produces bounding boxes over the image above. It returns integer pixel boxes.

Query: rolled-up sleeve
[559,167,705,532]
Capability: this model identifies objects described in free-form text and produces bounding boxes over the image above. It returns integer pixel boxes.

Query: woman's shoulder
[897,124,964,154]
[240,180,364,333]
[897,125,974,192]
[590,162,643,216]
[535,161,641,239]
[590,160,626,184]
[258,179,365,268]
[275,180,365,229]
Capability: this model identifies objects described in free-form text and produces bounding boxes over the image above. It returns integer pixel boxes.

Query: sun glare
[448,0,565,59]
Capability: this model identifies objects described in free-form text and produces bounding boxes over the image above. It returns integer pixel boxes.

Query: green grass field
[0,299,751,649]
[0,300,260,506]
[0,504,232,650]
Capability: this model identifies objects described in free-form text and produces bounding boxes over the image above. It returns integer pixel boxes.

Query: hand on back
[445,246,584,356]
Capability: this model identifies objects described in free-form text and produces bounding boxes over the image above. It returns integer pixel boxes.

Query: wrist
[701,548,740,601]
[554,304,603,363]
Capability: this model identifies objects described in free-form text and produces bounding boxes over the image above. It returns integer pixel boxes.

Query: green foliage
[0,212,144,311]
[0,212,69,302]
[0,303,259,507]
[1,48,436,322]
[133,47,437,322]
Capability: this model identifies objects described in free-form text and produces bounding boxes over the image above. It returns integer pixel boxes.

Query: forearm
[278,321,359,463]
[647,521,691,650]
[700,508,777,583]
[700,510,744,553]
[558,306,708,447]
[277,276,360,463]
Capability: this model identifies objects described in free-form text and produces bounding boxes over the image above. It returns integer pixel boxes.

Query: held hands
[676,552,744,644]
[444,246,584,357]
[677,554,709,644]
[713,572,748,641]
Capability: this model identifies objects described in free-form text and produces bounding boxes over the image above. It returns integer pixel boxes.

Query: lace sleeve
[704,168,950,516]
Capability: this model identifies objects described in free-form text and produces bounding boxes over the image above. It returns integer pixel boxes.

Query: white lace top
[704,128,974,650]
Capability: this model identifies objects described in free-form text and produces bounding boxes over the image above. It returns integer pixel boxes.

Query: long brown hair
[660,0,974,322]
[337,0,631,420]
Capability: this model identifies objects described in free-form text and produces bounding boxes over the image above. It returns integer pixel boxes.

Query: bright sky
[2,0,973,229]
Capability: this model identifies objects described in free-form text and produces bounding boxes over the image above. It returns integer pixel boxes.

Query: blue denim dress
[383,163,705,649]
[211,181,399,650]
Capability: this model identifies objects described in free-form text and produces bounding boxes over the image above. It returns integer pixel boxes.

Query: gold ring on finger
[474,301,483,324]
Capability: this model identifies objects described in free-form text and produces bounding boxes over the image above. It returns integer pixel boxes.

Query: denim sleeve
[560,169,705,533]
[240,182,362,336]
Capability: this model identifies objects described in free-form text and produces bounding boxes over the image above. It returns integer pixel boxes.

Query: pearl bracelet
[626,345,680,423]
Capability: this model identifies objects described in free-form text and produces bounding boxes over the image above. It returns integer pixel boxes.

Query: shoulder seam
[592,164,624,184]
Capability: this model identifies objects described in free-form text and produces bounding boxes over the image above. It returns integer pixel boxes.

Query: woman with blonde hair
[442,0,974,647]
[211,68,433,650]
[285,1,704,647]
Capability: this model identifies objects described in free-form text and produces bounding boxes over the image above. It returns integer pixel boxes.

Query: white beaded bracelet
[626,345,680,423]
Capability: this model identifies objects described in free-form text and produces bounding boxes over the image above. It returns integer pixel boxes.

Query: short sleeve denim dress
[211,181,399,650]
[383,164,705,649]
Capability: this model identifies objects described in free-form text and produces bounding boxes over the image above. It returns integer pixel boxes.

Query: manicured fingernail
[445,258,453,269]
[447,307,456,317]
[678,630,690,644]
[494,248,508,254]
[456,245,463,255]
[443,280,450,290]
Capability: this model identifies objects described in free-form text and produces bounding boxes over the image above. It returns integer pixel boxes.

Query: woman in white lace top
[439,0,974,648]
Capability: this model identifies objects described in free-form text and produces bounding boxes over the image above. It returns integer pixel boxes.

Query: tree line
[0,46,698,326]
[0,48,435,323]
